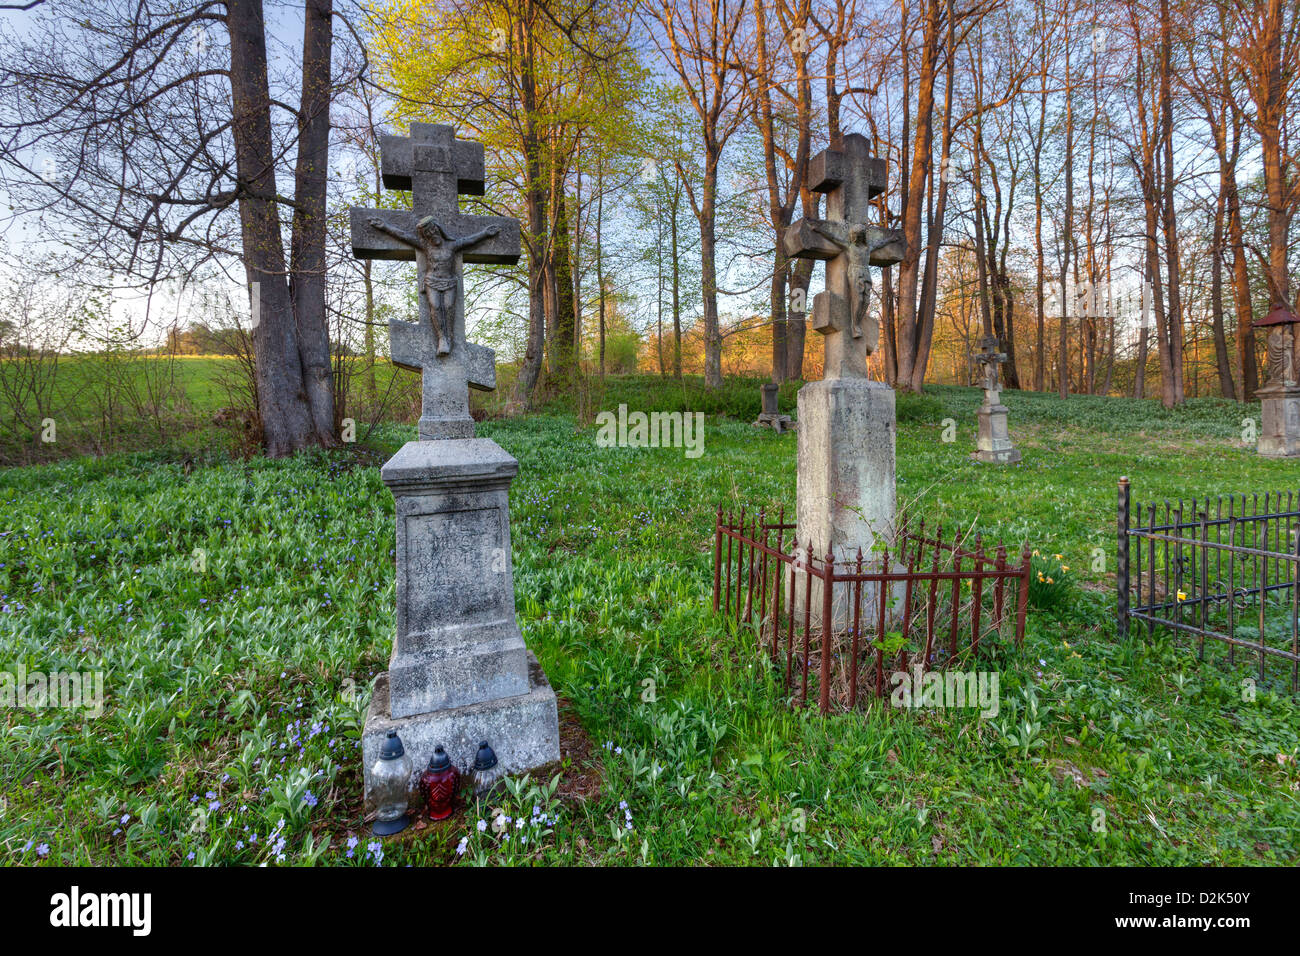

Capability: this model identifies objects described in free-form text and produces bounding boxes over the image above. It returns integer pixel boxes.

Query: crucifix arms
[810,220,849,248]
[365,216,499,254]
[353,209,520,264]
[810,220,903,257]
[368,216,418,247]
[451,223,500,252]
[784,219,904,266]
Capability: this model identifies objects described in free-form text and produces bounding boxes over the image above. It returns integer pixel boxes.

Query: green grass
[2,381,1298,866]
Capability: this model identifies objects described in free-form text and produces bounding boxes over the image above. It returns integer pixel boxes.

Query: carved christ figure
[810,221,885,340]
[1266,326,1297,386]
[367,215,500,355]
[973,339,1003,392]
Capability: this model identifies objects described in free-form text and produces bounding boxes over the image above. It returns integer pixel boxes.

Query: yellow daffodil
[1177,590,1187,601]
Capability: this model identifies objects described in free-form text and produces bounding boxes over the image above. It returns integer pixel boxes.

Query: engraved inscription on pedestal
[383,440,530,719]
[403,507,506,632]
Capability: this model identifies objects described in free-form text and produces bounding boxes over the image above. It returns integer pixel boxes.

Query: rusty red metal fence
[712,504,1031,714]
[1118,477,1300,694]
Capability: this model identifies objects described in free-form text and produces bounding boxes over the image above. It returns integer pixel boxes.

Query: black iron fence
[712,505,1031,714]
[1118,477,1300,693]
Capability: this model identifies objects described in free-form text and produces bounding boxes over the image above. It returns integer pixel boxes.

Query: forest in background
[0,0,1297,454]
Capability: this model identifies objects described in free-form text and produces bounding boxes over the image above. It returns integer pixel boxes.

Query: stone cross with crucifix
[354,123,560,818]
[784,134,906,628]
[351,122,521,440]
[783,133,904,380]
[971,334,1021,464]
[972,334,1007,399]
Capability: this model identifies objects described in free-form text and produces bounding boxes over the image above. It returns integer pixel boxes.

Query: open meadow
[3,379,1297,866]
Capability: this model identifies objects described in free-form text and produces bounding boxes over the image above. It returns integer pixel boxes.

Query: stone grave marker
[352,122,559,814]
[1254,304,1300,458]
[971,335,1021,464]
[782,133,905,625]
[754,382,794,433]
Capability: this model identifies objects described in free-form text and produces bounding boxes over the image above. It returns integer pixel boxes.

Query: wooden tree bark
[289,0,338,445]
[227,0,316,456]
[893,0,944,392]
[510,7,549,409]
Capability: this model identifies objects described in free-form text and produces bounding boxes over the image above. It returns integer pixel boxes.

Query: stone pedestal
[792,378,903,627]
[974,390,1021,464]
[362,656,559,814]
[1257,383,1300,458]
[362,438,560,812]
[754,382,795,433]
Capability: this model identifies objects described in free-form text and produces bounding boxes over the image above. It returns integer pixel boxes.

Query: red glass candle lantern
[419,746,458,821]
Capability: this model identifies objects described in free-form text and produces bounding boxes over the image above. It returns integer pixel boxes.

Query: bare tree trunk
[702,162,722,387]
[1058,21,1073,401]
[1210,173,1236,398]
[895,0,943,392]
[550,192,577,386]
[289,0,337,445]
[596,157,607,376]
[227,0,315,456]
[787,255,812,380]
[1158,0,1185,405]
[915,0,957,389]
[510,11,547,409]
[671,188,683,380]
[1226,163,1259,395]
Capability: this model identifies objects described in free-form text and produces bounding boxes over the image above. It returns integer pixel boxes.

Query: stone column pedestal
[974,391,1021,464]
[362,438,559,812]
[755,382,795,433]
[1257,383,1300,458]
[791,379,904,628]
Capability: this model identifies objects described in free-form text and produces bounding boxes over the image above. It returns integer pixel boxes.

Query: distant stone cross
[351,122,521,440]
[783,133,904,379]
[973,335,1007,395]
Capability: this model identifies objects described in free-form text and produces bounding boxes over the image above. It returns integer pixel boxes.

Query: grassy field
[2,379,1298,866]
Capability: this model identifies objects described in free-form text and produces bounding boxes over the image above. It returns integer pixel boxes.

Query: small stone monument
[1254,303,1300,458]
[352,123,559,813]
[971,335,1021,464]
[754,383,794,433]
[782,133,905,625]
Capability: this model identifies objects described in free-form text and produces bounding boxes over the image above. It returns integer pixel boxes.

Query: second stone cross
[782,133,904,626]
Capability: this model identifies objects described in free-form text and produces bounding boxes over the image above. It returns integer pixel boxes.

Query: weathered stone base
[756,382,795,433]
[974,403,1021,464]
[790,559,908,630]
[381,438,531,719]
[361,652,560,815]
[792,377,900,629]
[795,378,897,555]
[754,412,796,433]
[1257,384,1300,458]
[417,418,477,441]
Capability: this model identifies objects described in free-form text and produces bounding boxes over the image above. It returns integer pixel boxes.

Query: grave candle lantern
[419,746,458,820]
[370,730,412,836]
[471,741,504,796]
